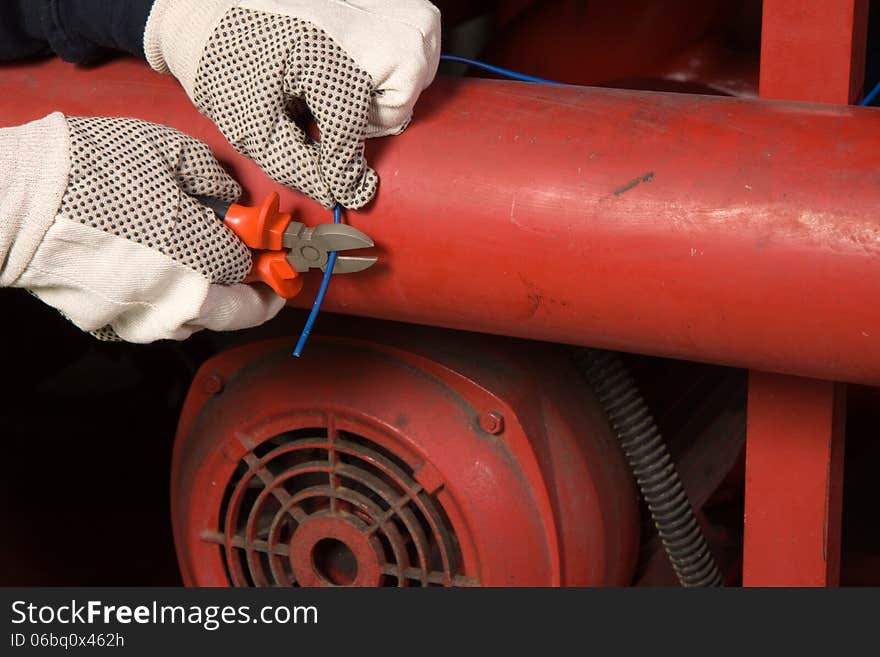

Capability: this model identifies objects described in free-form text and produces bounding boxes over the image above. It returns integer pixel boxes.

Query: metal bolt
[479,411,505,435]
[300,245,321,263]
[203,373,224,395]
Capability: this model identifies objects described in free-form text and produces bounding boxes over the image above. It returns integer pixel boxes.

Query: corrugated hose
[575,348,723,587]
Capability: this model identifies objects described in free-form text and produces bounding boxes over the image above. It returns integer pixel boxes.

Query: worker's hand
[143,0,441,209]
[0,113,285,343]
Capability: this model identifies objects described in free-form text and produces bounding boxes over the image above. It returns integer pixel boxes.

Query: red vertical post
[759,0,869,103]
[743,374,847,586]
[743,0,865,586]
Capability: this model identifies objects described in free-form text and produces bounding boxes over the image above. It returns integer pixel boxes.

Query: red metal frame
[742,0,867,587]
[759,0,869,104]
[743,374,847,585]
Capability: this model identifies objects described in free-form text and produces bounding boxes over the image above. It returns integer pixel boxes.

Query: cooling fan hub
[290,514,381,587]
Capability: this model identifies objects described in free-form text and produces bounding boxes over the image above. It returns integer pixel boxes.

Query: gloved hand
[143,0,441,209]
[0,113,285,343]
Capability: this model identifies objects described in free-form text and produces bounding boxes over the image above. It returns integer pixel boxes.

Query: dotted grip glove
[144,0,441,209]
[0,114,285,343]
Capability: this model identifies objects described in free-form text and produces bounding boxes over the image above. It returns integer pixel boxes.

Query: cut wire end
[293,204,342,357]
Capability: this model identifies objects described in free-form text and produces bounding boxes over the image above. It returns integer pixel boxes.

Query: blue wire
[439,54,565,86]
[293,204,341,357]
[860,80,880,106]
[445,53,880,106]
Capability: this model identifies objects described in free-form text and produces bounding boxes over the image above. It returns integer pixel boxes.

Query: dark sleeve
[0,0,155,64]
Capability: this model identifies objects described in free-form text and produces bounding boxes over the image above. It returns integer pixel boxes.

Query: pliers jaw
[282,221,377,274]
[201,192,377,298]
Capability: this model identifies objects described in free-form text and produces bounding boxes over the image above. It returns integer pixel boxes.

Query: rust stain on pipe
[614,171,655,196]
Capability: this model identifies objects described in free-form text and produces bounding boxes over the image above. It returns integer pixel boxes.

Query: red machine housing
[172,331,639,586]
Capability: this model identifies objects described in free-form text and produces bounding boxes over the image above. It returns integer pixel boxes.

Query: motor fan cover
[172,332,638,586]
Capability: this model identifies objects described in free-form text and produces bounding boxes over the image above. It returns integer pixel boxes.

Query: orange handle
[223,192,291,250]
[245,251,304,299]
[223,192,303,299]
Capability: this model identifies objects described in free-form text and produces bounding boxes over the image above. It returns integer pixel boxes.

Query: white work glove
[144,0,441,209]
[0,113,285,343]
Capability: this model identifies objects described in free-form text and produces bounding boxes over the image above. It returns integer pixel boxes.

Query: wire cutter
[200,192,376,298]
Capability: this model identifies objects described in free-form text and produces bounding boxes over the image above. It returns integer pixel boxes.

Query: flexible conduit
[576,349,723,586]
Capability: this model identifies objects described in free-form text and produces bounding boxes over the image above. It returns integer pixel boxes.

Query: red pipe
[2,58,880,384]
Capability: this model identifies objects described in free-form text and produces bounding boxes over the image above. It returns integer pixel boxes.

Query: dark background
[0,288,304,585]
